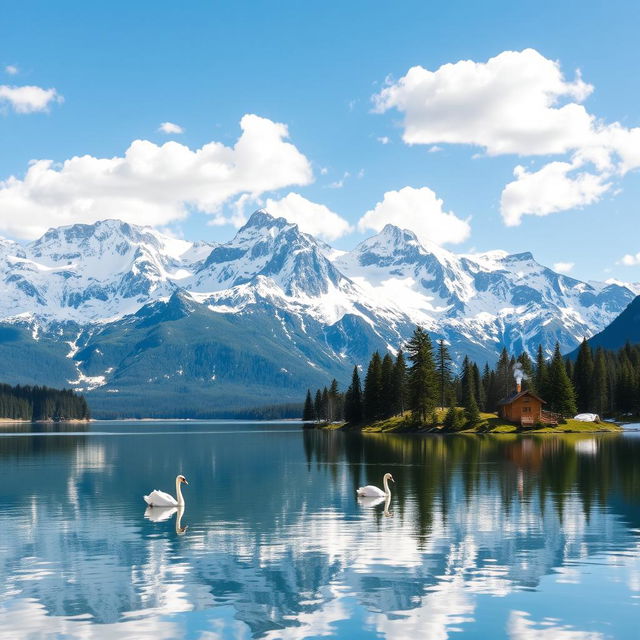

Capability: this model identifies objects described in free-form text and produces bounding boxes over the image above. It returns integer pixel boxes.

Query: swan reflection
[144,506,177,522]
[144,505,187,535]
[357,495,386,508]
[357,493,393,517]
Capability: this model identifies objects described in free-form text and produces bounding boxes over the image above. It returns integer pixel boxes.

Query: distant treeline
[303,326,639,426]
[0,383,90,421]
[91,402,303,420]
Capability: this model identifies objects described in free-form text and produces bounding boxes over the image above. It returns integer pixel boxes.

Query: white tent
[574,413,600,423]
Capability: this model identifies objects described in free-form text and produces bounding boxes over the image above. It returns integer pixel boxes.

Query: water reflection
[0,423,638,639]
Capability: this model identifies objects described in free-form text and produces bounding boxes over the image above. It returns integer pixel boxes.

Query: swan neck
[383,476,391,495]
[176,478,185,506]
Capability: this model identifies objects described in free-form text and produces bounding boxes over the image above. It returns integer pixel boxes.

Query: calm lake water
[0,421,639,639]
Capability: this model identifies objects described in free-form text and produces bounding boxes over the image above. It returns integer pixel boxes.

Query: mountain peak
[242,209,290,232]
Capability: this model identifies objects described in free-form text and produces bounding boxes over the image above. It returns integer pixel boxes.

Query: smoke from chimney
[513,362,528,393]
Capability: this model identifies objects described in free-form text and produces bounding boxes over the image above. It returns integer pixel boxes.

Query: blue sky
[1,1,640,281]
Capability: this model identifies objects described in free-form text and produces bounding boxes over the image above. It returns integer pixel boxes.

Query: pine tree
[344,366,363,424]
[314,389,322,423]
[302,390,314,421]
[535,344,549,399]
[472,362,485,410]
[460,356,473,407]
[465,393,481,427]
[547,343,577,417]
[393,349,407,415]
[363,352,383,420]
[573,338,594,412]
[321,387,329,422]
[592,348,608,416]
[380,353,395,419]
[496,348,512,400]
[435,339,453,409]
[406,326,437,422]
[484,367,499,412]
[460,358,481,426]
[443,400,462,431]
[328,379,340,422]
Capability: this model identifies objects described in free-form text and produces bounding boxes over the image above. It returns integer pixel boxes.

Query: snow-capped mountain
[0,211,636,415]
[1,219,214,322]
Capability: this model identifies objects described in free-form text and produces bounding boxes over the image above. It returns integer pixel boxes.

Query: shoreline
[0,418,91,424]
[306,413,622,435]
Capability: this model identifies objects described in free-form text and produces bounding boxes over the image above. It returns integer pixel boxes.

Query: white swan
[357,472,394,498]
[144,474,188,507]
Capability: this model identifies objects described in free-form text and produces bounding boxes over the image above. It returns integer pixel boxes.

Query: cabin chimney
[516,382,521,393]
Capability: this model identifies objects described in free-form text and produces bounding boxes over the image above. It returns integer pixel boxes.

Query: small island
[302,327,623,435]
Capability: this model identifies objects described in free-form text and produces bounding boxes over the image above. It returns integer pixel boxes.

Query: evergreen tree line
[0,383,90,421]
[303,327,640,426]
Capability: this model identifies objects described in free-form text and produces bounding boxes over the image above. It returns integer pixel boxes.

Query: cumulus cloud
[0,114,313,239]
[373,49,594,156]
[619,252,640,267]
[377,136,390,145]
[373,49,640,225]
[501,162,610,226]
[158,121,184,134]
[264,192,352,241]
[553,261,575,274]
[5,65,18,75]
[0,84,62,113]
[358,186,470,246]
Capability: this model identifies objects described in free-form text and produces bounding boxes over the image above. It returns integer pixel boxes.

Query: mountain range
[0,211,637,416]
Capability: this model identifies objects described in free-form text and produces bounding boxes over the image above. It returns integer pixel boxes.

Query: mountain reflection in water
[0,421,638,639]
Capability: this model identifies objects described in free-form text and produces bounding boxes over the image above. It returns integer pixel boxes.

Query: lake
[0,421,639,639]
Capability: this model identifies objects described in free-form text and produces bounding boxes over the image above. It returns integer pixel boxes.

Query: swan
[144,474,188,507]
[356,472,394,498]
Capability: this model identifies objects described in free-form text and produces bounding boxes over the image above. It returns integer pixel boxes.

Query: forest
[302,326,640,428]
[0,383,90,421]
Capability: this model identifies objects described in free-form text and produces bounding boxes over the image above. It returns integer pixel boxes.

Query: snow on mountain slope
[0,220,215,322]
[334,223,638,357]
[0,210,636,373]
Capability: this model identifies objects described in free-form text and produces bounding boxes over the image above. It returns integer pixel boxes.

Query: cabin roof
[497,389,546,406]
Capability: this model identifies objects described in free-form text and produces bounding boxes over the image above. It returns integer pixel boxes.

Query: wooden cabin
[497,384,556,426]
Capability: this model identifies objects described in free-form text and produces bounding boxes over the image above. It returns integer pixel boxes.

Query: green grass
[319,409,621,434]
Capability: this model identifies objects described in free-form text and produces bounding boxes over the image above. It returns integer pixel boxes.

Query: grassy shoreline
[311,410,622,434]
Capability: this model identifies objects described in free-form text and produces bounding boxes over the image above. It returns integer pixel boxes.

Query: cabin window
[522,407,531,413]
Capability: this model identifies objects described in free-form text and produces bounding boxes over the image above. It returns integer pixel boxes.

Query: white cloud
[320,167,328,175]
[0,84,62,113]
[158,121,184,134]
[358,186,471,246]
[264,192,352,241]
[373,49,594,156]
[373,48,640,225]
[553,261,575,274]
[619,252,640,266]
[377,136,390,145]
[428,145,443,153]
[0,114,313,239]
[5,65,18,75]
[501,161,610,226]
